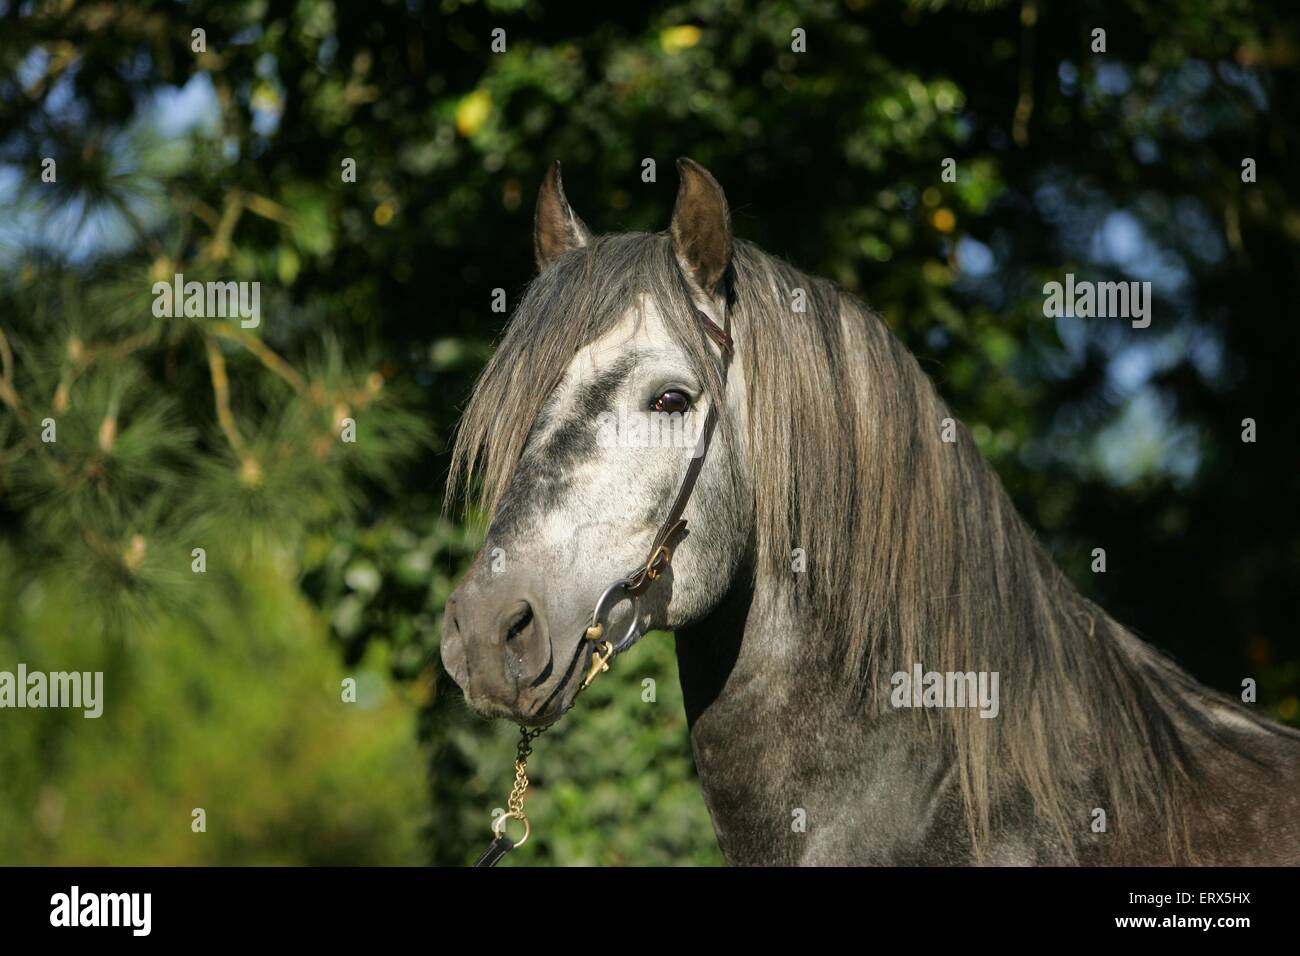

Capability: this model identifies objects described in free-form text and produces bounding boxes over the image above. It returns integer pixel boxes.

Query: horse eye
[650,389,691,414]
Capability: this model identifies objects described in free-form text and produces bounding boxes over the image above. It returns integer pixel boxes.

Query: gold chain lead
[490,639,613,850]
[507,756,529,816]
[491,725,545,847]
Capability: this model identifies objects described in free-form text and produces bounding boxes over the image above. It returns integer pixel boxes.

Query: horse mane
[449,230,1274,862]
[731,236,1240,861]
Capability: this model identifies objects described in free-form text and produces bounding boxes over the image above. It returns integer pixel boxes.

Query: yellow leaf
[660,25,702,53]
[455,90,492,136]
[251,82,283,115]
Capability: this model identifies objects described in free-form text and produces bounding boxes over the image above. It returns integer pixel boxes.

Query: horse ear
[534,161,591,270]
[669,157,732,301]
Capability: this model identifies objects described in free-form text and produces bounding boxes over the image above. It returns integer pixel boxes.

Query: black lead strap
[473,834,514,868]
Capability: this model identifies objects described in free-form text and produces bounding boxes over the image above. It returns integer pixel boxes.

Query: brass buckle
[581,638,614,690]
[645,544,671,581]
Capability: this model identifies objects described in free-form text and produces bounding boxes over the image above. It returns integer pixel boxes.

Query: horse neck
[675,538,1300,867]
[673,570,998,865]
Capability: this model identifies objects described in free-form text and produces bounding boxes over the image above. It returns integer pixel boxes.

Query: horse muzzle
[441,576,593,724]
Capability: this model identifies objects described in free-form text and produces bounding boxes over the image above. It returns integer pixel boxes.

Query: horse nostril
[494,598,550,687]
[503,602,534,643]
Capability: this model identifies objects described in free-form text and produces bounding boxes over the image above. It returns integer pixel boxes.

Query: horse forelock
[447,232,727,526]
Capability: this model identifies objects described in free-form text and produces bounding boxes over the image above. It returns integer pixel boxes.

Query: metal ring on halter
[586,578,642,652]
[492,810,530,847]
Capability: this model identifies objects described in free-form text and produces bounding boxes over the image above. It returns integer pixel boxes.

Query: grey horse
[441,158,1300,865]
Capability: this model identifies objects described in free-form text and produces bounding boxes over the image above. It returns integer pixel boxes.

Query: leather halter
[582,306,733,661]
[472,306,734,867]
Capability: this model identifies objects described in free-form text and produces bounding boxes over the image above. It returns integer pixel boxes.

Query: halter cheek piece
[579,307,734,684]
[473,306,732,867]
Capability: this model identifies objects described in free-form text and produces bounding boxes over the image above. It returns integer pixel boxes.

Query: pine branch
[239,190,293,225]
[203,334,251,464]
[52,331,154,414]
[203,193,245,263]
[0,327,23,419]
[209,325,308,395]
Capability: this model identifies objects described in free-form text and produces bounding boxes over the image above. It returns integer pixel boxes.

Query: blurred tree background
[0,0,1296,865]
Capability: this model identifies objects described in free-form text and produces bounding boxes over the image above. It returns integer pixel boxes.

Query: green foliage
[1,0,1297,867]
[0,541,427,865]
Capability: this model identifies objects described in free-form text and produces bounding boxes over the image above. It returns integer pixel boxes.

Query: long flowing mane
[449,231,1284,861]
